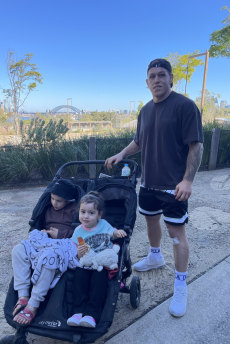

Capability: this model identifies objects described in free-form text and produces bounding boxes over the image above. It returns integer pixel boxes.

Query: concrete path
[106,256,230,344]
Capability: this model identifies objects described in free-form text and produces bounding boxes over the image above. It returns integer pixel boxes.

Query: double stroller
[1,160,140,344]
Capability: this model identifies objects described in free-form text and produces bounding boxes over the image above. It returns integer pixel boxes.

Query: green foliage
[7,52,43,110]
[80,111,123,127]
[1,126,230,184]
[0,139,88,184]
[136,101,144,116]
[217,129,230,167]
[0,109,8,125]
[196,90,219,122]
[0,146,36,183]
[30,139,88,180]
[209,6,230,58]
[20,118,69,145]
[96,130,140,176]
[209,25,230,57]
[166,52,204,89]
[195,89,230,124]
[201,130,212,168]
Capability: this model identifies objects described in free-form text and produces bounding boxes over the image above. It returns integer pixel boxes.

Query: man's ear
[146,78,149,88]
[170,73,173,88]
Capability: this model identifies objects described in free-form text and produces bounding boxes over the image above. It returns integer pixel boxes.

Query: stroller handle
[54,159,138,184]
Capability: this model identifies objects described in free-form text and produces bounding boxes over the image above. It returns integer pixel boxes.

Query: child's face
[79,202,102,229]
[51,193,68,211]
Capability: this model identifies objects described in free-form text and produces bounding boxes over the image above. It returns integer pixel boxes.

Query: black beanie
[51,179,77,202]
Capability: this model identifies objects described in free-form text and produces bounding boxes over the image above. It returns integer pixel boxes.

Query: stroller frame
[1,160,141,344]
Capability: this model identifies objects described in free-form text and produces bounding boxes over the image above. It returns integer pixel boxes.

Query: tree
[4,52,42,134]
[80,111,117,122]
[136,101,143,116]
[166,52,204,91]
[195,89,223,123]
[209,6,230,58]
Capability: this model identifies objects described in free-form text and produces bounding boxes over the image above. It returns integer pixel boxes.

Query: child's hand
[113,229,127,238]
[77,243,90,259]
[44,227,59,238]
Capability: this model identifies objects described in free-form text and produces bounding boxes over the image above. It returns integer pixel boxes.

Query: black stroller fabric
[4,176,137,343]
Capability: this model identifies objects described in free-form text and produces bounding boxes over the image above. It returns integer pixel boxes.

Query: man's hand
[175,180,192,201]
[105,152,124,169]
[43,227,59,238]
[105,141,140,169]
[77,243,90,259]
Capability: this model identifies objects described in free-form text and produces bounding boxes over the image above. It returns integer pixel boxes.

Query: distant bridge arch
[51,105,81,114]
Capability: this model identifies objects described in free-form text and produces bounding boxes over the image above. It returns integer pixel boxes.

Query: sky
[0,0,229,113]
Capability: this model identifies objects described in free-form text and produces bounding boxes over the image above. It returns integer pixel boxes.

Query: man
[105,58,203,317]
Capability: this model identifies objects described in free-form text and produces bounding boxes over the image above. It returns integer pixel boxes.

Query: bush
[96,130,141,175]
[0,146,36,183]
[20,118,69,145]
[217,130,230,167]
[0,139,89,184]
[1,125,230,185]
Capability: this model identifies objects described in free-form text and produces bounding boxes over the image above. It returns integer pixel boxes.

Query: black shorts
[138,187,188,226]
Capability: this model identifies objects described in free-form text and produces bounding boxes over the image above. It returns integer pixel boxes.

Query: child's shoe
[67,313,83,326]
[79,315,96,328]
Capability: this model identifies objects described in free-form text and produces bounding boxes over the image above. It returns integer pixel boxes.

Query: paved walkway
[106,256,230,344]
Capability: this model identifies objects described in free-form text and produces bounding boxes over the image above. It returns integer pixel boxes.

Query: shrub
[20,118,69,145]
[1,125,230,185]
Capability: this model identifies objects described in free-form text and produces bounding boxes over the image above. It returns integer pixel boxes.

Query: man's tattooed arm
[184,142,204,182]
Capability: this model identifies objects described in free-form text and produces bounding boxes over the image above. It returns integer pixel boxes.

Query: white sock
[149,246,162,260]
[174,270,187,288]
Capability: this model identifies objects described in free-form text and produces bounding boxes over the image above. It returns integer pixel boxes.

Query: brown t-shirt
[134,91,203,189]
[45,201,78,239]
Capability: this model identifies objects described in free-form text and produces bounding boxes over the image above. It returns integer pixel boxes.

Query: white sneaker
[133,253,165,271]
[79,315,96,328]
[67,313,83,326]
[169,285,188,317]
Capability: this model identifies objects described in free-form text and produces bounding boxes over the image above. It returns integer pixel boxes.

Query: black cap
[51,179,78,202]
[147,58,172,74]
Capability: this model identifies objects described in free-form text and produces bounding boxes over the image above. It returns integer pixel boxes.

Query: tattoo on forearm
[184,143,203,182]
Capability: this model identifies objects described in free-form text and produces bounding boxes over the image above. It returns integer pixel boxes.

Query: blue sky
[0,0,229,112]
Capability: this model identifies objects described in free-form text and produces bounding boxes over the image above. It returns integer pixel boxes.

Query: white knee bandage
[172,237,180,245]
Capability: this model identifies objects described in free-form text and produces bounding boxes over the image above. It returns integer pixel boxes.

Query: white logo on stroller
[38,320,61,327]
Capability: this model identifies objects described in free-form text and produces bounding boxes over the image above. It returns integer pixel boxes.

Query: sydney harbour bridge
[50,105,81,114]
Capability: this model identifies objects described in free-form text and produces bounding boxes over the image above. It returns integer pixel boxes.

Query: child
[12,178,79,326]
[67,191,127,329]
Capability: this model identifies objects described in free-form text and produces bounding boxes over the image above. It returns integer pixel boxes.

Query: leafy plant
[20,118,69,145]
[209,6,230,58]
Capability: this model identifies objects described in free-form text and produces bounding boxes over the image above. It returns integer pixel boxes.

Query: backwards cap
[147,58,172,74]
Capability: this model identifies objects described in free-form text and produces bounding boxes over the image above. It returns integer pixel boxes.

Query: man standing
[105,58,203,317]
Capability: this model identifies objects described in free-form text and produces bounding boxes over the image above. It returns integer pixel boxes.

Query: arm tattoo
[184,142,203,182]
[122,140,140,157]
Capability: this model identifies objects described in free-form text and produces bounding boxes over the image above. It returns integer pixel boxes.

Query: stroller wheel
[129,275,141,309]
[0,335,15,344]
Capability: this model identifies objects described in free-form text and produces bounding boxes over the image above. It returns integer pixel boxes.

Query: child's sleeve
[71,225,81,244]
[107,221,117,238]
[101,219,115,238]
